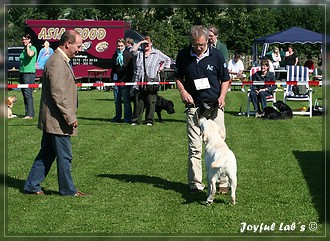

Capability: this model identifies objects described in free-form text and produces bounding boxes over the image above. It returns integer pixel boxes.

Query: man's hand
[180,89,194,105]
[71,121,78,128]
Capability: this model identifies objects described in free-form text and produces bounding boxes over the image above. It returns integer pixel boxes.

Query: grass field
[4,85,325,239]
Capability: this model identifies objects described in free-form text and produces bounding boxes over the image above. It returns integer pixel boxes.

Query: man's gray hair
[190,25,209,41]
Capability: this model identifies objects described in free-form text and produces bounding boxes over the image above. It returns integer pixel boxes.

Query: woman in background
[271,46,281,69]
[285,45,298,67]
[111,38,134,123]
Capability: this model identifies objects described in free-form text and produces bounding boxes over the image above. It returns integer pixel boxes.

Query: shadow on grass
[78,116,186,124]
[1,174,60,195]
[97,173,208,205]
[0,174,26,193]
[293,150,325,223]
[94,98,113,102]
[78,116,112,122]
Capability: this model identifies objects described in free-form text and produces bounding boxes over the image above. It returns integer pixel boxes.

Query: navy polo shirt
[175,44,230,107]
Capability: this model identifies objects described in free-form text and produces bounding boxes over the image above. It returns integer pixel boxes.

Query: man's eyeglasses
[192,42,208,47]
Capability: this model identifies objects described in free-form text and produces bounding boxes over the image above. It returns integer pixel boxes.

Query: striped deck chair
[246,66,276,117]
[284,65,312,117]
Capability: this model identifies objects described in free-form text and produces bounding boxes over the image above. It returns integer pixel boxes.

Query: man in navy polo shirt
[175,25,231,193]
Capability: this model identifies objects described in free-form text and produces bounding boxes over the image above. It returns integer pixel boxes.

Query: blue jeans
[113,86,132,123]
[250,90,272,111]
[20,73,35,117]
[24,132,77,196]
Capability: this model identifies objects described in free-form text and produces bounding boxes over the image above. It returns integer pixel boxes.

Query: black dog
[262,100,293,120]
[155,95,175,122]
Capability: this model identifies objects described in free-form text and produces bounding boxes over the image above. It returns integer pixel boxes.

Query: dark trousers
[113,86,132,123]
[131,89,157,124]
[24,131,77,196]
[250,90,272,111]
[20,73,35,117]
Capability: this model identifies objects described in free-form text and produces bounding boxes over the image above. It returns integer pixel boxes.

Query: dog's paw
[205,200,213,206]
[255,112,264,118]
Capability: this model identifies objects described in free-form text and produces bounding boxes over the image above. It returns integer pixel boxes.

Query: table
[274,69,287,73]
[159,68,175,90]
[8,68,19,85]
[274,68,287,81]
[87,69,108,90]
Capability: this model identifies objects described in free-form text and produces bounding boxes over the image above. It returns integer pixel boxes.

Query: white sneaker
[241,88,246,92]
[131,123,137,126]
[146,123,153,126]
[227,88,231,92]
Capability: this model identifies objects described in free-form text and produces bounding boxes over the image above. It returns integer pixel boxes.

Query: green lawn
[4,86,325,238]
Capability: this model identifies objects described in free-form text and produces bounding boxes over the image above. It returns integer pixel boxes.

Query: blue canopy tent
[252,26,323,65]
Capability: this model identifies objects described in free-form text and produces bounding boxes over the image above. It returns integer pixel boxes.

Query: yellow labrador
[7,95,17,118]
[199,117,237,205]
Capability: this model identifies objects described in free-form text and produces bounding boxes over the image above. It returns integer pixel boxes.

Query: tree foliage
[7,6,324,59]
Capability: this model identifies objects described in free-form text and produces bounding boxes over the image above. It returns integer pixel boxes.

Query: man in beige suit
[24,30,88,196]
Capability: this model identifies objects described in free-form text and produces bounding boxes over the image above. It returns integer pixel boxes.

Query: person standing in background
[130,36,171,126]
[19,33,37,119]
[24,30,88,197]
[208,25,229,61]
[36,40,54,70]
[284,45,298,66]
[125,38,134,51]
[271,46,281,69]
[111,38,134,123]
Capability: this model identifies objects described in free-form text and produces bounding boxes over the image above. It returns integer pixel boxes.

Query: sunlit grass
[5,87,324,237]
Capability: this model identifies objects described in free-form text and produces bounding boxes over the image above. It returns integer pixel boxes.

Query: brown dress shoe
[74,191,90,197]
[24,190,45,195]
[218,187,229,194]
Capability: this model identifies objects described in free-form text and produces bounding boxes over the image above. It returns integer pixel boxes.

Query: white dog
[199,117,237,205]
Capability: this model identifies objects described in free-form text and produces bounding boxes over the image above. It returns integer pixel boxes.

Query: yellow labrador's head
[200,118,225,142]
[7,95,17,109]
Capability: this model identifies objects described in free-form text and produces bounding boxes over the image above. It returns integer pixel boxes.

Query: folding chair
[312,67,322,81]
[283,65,312,117]
[246,67,276,117]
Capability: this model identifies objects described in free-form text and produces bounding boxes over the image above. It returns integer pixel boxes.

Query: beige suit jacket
[38,49,78,136]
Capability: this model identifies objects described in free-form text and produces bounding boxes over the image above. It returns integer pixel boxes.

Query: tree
[6,6,324,60]
[7,7,65,46]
